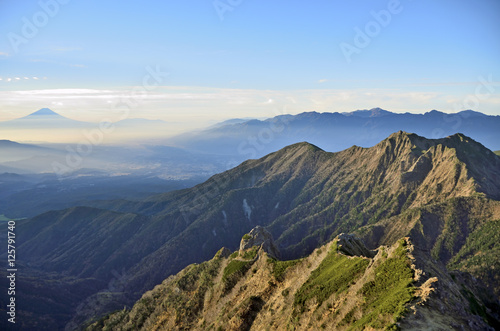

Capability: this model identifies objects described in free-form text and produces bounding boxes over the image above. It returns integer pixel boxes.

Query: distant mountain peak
[425,109,445,116]
[457,109,488,118]
[368,107,391,115]
[343,108,391,118]
[16,108,86,124]
[29,108,60,116]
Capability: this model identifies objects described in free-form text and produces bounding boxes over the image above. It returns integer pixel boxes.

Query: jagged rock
[92,236,499,330]
[214,247,232,259]
[240,226,281,259]
[337,233,376,258]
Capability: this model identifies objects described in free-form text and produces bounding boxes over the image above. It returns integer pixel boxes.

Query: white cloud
[318,79,328,83]
[0,76,47,83]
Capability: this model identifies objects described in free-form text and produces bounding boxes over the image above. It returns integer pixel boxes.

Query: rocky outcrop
[240,226,281,259]
[215,247,232,259]
[89,236,499,331]
[336,233,376,258]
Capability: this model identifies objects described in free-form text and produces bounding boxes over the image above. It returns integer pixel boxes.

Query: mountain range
[169,108,500,159]
[2,107,499,178]
[1,131,499,330]
[3,107,500,156]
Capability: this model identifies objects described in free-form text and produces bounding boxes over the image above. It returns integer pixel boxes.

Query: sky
[0,0,499,126]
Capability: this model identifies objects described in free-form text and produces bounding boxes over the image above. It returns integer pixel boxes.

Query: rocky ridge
[240,226,281,259]
[87,231,499,330]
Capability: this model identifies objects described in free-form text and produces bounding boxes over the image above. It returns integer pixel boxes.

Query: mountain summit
[0,108,89,142]
[2,108,84,125]
[0,108,177,143]
[26,108,61,117]
[343,107,392,117]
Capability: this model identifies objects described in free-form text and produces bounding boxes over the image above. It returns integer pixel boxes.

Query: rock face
[240,226,281,259]
[336,233,376,258]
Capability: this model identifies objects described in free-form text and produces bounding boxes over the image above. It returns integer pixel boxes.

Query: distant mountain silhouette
[22,108,63,117]
[342,107,392,117]
[0,108,176,143]
[0,108,89,130]
[0,139,50,149]
[0,139,62,168]
[169,108,500,159]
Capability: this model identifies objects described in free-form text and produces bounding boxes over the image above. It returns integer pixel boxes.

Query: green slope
[87,236,497,330]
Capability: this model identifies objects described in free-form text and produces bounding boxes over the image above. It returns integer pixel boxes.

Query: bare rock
[337,233,376,258]
[240,226,281,260]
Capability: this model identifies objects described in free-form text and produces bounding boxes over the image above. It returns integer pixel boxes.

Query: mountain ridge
[3,131,500,329]
[87,234,499,330]
[168,109,500,158]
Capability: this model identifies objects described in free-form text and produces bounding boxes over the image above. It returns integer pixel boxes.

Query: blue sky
[0,0,499,125]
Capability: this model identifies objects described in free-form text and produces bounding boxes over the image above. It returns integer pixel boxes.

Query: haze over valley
[1,1,500,330]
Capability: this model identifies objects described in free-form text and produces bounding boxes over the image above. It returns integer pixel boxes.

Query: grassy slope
[348,240,414,330]
[88,239,427,330]
[293,243,369,316]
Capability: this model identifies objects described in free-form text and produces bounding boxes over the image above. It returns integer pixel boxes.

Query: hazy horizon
[1,0,499,131]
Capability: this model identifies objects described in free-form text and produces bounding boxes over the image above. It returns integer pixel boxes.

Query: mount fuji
[0,108,174,143]
[0,108,90,133]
